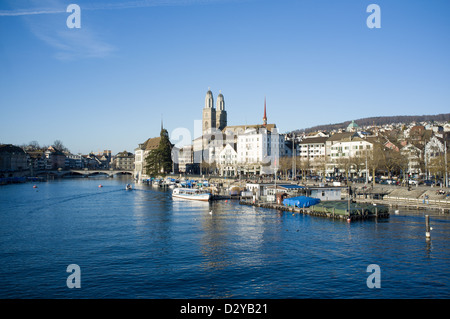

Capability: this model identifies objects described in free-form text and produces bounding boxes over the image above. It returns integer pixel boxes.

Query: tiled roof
[326,132,356,142]
[143,137,161,151]
[299,137,327,144]
[0,144,26,154]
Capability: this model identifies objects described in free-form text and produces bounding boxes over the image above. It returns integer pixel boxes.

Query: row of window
[330,145,371,151]
[299,144,324,148]
[330,150,369,157]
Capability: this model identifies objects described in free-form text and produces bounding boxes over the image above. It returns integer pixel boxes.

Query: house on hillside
[401,143,423,176]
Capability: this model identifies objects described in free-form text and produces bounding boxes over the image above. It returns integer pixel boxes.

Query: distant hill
[294,113,450,133]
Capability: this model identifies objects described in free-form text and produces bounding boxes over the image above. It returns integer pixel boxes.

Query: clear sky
[1,0,449,154]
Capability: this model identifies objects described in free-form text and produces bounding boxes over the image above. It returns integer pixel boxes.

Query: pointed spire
[263,96,267,126]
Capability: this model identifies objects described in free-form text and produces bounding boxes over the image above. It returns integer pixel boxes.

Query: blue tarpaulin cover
[283,196,321,208]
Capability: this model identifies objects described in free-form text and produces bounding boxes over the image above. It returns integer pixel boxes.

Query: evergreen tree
[144,128,173,177]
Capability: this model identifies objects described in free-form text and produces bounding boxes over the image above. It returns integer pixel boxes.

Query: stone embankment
[352,184,450,213]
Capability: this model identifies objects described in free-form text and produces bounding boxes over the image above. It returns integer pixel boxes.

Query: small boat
[172,188,211,201]
[125,184,132,191]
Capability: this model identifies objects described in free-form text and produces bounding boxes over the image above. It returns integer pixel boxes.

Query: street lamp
[292,133,296,181]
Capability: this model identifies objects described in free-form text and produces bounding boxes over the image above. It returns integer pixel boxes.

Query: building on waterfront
[325,132,373,177]
[298,136,327,161]
[173,145,196,174]
[217,144,238,176]
[0,144,28,173]
[171,89,283,177]
[204,91,280,176]
[113,151,134,170]
[44,146,66,170]
[27,150,46,171]
[134,136,161,180]
[65,153,84,169]
[236,126,282,176]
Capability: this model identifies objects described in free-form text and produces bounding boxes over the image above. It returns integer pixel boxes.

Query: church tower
[202,89,216,134]
[263,96,267,127]
[215,90,227,131]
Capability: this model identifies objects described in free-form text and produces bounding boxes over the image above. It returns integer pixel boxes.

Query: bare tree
[297,157,311,179]
[313,157,327,181]
[52,140,69,153]
[367,143,384,186]
[28,140,40,150]
[278,156,292,179]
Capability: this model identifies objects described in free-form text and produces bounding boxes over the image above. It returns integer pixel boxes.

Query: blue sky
[1,0,449,154]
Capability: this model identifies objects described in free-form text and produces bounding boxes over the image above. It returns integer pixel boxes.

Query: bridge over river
[34,169,134,178]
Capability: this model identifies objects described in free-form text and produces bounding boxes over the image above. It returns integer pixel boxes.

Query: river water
[0,177,449,299]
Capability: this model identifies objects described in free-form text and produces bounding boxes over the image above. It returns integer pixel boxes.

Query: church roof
[347,120,359,130]
[223,124,277,133]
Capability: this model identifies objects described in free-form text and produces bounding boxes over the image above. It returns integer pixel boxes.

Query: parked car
[409,180,418,185]
[423,180,435,186]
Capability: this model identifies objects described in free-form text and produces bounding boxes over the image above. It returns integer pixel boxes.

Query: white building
[401,143,423,175]
[325,132,373,176]
[184,90,286,176]
[236,127,282,175]
[217,144,238,176]
[425,136,446,159]
[328,138,372,159]
[298,136,327,160]
[174,145,194,173]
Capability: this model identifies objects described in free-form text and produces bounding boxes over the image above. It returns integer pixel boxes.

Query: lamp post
[292,133,296,181]
[445,141,448,188]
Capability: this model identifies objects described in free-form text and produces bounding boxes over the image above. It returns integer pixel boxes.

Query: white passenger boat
[125,184,132,190]
[172,188,211,201]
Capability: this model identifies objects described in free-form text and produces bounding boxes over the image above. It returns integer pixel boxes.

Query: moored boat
[172,188,211,201]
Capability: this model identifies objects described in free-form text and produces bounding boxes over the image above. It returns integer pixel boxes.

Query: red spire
[263,96,267,126]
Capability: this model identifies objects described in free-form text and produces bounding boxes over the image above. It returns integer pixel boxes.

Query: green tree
[145,128,173,177]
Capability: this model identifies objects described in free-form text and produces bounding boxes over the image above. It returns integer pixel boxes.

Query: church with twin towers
[202,88,227,134]
[184,88,284,176]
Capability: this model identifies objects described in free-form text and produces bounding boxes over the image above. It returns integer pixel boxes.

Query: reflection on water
[0,177,449,298]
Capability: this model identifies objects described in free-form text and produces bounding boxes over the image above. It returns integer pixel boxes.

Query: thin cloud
[1,0,239,59]
[32,28,116,60]
[0,0,235,16]
[0,9,65,16]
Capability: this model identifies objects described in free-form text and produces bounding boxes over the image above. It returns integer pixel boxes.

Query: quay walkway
[353,185,450,213]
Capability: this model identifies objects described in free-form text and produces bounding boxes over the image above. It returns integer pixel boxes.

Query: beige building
[114,151,134,170]
[134,136,161,180]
